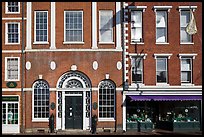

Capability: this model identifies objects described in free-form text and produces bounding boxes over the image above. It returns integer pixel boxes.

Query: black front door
[65,96,83,129]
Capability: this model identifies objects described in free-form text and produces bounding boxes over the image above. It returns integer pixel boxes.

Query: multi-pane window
[99,80,115,119]
[156,58,168,83]
[6,2,20,13]
[33,80,49,120]
[156,11,167,43]
[180,10,192,43]
[2,102,18,125]
[181,58,192,83]
[35,11,48,42]
[6,22,20,44]
[131,10,143,42]
[99,10,113,42]
[131,56,143,83]
[64,11,83,42]
[5,57,20,81]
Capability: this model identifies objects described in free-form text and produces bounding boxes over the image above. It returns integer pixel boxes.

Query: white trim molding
[5,57,20,81]
[154,53,172,59]
[50,2,56,49]
[116,2,122,50]
[2,50,22,53]
[128,6,147,12]
[5,22,20,45]
[178,6,197,12]
[5,2,20,14]
[34,11,48,44]
[26,2,32,50]
[153,6,172,12]
[2,18,27,20]
[92,2,98,49]
[178,53,197,59]
[129,53,147,59]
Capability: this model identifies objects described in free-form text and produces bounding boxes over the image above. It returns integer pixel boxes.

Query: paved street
[2,129,202,136]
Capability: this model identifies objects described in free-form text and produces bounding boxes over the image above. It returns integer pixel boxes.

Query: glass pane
[156,28,166,42]
[131,11,142,27]
[131,27,142,40]
[181,71,191,82]
[157,58,166,70]
[180,28,191,42]
[156,11,166,27]
[100,30,112,42]
[181,11,190,27]
[157,71,167,82]
[181,59,191,71]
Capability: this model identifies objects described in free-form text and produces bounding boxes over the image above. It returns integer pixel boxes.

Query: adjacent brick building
[122,2,202,132]
[2,2,202,134]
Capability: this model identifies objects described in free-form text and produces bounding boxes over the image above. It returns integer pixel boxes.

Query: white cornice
[24,49,122,52]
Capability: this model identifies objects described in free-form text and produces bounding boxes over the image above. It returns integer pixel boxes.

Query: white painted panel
[2,125,19,134]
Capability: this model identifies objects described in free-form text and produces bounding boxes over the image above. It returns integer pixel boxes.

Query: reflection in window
[99,10,113,42]
[99,80,115,119]
[156,11,167,43]
[131,56,143,83]
[180,10,192,43]
[156,58,167,83]
[181,58,192,83]
[131,10,143,42]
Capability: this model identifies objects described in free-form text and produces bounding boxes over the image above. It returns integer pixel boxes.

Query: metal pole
[21,2,25,133]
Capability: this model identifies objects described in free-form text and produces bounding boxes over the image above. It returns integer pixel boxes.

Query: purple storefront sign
[128,95,202,101]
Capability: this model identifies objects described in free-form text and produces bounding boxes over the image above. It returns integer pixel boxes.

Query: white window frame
[63,11,84,44]
[131,10,143,44]
[156,10,168,43]
[180,57,192,84]
[5,57,20,81]
[156,57,168,84]
[32,80,50,122]
[154,54,172,85]
[5,2,20,14]
[98,80,115,121]
[99,10,114,44]
[5,22,20,45]
[179,53,197,85]
[34,11,49,44]
[180,10,192,44]
[130,55,145,84]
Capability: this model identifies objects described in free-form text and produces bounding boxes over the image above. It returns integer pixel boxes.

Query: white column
[92,2,98,49]
[116,2,122,50]
[50,2,56,49]
[62,91,65,130]
[122,94,126,131]
[26,2,32,50]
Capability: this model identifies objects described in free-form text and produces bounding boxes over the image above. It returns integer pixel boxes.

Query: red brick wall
[126,2,202,86]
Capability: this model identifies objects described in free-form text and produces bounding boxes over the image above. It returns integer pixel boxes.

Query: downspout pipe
[21,2,25,133]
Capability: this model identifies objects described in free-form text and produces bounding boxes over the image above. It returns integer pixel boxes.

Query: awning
[128,95,202,101]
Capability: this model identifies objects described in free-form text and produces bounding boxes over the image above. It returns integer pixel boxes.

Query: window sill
[130,83,145,87]
[181,83,195,86]
[5,12,20,14]
[5,43,20,45]
[32,119,49,122]
[5,79,20,82]
[98,118,115,122]
[63,41,84,44]
[98,42,114,44]
[156,43,169,45]
[130,42,144,45]
[33,42,49,45]
[180,42,194,45]
[156,83,170,86]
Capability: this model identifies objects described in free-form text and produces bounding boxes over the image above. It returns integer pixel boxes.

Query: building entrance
[65,95,83,129]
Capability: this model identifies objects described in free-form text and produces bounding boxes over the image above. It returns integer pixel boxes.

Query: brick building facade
[2,2,202,134]
[122,2,202,132]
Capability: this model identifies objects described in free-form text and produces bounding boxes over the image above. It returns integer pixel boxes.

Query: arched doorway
[56,71,91,130]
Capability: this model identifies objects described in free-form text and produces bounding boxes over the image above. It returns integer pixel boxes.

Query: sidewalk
[3,129,202,135]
